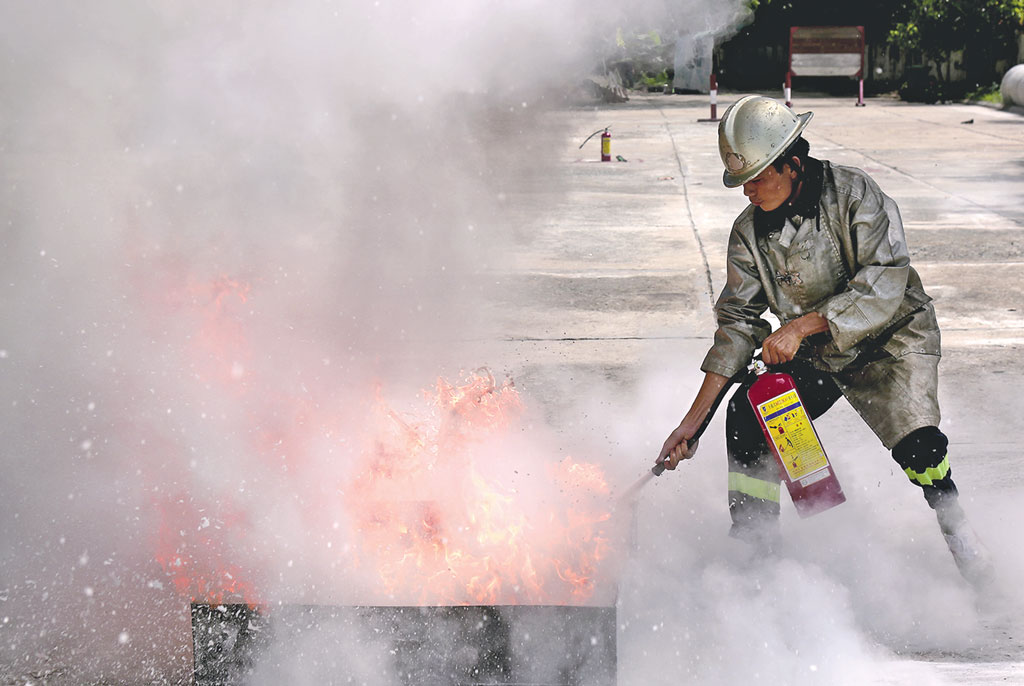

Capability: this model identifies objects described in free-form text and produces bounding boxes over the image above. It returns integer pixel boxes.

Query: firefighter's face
[742,160,798,212]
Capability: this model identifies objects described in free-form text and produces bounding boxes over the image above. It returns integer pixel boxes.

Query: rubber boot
[934,498,994,588]
[728,518,782,558]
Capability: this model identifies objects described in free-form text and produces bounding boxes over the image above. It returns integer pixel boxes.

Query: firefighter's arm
[761,312,830,365]
[816,177,911,353]
[658,372,730,469]
[701,228,773,378]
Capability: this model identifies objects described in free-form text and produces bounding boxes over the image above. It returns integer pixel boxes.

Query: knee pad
[892,426,948,473]
[892,426,956,497]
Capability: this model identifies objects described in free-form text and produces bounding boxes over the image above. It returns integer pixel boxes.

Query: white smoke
[599,342,1024,685]
[671,4,752,92]
[0,0,763,682]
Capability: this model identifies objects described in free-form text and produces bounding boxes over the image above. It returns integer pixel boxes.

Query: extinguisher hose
[616,362,758,506]
[579,127,610,149]
[650,366,753,477]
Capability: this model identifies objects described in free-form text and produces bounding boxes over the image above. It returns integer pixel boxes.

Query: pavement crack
[658,107,718,323]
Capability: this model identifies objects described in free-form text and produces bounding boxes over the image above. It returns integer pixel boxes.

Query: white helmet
[718,95,813,188]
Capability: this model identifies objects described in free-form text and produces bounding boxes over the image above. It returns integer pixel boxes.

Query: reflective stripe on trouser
[890,425,958,508]
[729,471,781,502]
[904,453,951,486]
[728,456,782,525]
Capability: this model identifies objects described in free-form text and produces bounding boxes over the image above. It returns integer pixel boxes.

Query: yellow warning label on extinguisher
[756,389,828,481]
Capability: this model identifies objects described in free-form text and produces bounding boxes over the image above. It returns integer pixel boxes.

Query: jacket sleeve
[816,175,911,353]
[700,228,772,378]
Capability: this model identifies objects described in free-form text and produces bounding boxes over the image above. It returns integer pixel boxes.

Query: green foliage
[965,81,1004,102]
[721,0,1023,93]
[742,0,905,40]
[888,0,1024,85]
[640,70,672,86]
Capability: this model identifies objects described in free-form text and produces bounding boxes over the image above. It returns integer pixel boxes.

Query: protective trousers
[725,358,957,539]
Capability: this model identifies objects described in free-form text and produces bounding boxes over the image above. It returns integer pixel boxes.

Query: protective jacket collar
[753,157,824,235]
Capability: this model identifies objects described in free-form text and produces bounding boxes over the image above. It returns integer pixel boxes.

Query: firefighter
[657,95,992,585]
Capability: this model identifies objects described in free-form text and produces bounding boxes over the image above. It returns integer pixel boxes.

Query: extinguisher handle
[651,366,753,476]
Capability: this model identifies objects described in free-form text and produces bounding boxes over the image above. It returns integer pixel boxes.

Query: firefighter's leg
[891,426,993,586]
[725,360,842,547]
[725,390,781,547]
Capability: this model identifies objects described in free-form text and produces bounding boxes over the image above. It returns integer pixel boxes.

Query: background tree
[888,0,1024,87]
[719,0,902,90]
[718,0,1023,94]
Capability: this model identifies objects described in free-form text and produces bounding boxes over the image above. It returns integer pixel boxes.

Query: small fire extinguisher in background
[579,127,612,162]
[746,360,846,517]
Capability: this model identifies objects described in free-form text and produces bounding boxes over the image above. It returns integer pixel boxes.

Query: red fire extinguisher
[746,360,845,517]
[579,127,612,162]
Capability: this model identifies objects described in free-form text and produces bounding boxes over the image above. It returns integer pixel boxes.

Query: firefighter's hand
[762,313,832,366]
[761,322,803,366]
[657,421,701,470]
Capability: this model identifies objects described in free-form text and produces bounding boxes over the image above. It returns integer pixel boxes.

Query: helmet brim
[722,111,813,188]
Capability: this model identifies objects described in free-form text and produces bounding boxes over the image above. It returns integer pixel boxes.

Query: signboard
[789,26,864,78]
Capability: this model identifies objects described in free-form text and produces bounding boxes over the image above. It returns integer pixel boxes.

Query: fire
[348,369,615,605]
[152,496,258,605]
[150,273,620,607]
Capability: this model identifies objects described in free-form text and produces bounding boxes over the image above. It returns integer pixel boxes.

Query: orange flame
[346,370,614,605]
[149,274,620,606]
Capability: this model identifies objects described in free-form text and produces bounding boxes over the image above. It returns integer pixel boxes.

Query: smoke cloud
[10,2,1009,686]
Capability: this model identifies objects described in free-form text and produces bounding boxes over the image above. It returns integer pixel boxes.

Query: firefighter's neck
[784,163,804,209]
[786,180,804,208]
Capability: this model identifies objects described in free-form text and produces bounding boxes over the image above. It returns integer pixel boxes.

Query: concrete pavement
[498,93,1024,346]
[478,92,1024,682]
[484,92,1024,462]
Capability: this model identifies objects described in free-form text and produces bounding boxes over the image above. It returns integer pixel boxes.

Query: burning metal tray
[191,603,616,685]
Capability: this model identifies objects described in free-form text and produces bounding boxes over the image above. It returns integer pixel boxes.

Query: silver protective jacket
[701,161,941,448]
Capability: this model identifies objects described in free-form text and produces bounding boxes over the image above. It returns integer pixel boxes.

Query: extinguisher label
[800,468,831,488]
[756,389,830,482]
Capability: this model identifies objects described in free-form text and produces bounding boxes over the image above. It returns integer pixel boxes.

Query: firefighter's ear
[785,156,802,179]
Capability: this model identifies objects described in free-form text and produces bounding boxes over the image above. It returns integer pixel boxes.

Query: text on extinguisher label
[800,468,831,488]
[756,389,830,482]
